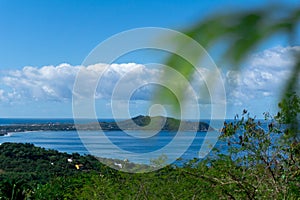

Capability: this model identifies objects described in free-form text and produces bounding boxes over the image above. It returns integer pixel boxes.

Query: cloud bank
[0,46,298,109]
[0,63,162,102]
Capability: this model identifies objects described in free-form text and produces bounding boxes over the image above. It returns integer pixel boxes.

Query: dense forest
[0,93,299,199]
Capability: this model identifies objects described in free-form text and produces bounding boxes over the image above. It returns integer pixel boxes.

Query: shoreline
[0,115,214,136]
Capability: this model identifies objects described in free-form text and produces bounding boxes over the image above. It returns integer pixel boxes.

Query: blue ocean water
[0,118,239,164]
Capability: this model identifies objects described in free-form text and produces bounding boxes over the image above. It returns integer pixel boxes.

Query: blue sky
[0,0,299,119]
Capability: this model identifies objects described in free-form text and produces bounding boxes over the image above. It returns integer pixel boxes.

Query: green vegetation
[0,142,106,199]
[119,115,212,131]
[0,93,299,199]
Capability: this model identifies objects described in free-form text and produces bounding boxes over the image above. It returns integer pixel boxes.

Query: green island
[0,115,212,136]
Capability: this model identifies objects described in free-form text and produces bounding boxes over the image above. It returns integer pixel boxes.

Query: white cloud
[0,45,298,114]
[250,46,300,68]
[0,63,164,102]
[1,63,80,102]
[226,45,299,106]
[1,62,212,104]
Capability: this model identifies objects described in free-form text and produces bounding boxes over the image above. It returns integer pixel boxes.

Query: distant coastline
[0,115,213,136]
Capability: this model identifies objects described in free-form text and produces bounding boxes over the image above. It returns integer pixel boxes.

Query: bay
[0,129,227,165]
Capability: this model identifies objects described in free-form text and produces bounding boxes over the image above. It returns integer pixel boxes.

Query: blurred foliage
[185,6,299,65]
[159,4,300,115]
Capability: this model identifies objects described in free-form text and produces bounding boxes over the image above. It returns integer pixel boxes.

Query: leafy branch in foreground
[160,4,299,115]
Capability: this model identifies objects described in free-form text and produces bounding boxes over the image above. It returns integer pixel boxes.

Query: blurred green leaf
[159,4,300,117]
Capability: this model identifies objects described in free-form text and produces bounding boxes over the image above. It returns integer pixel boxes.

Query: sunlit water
[2,118,256,164]
[0,129,228,164]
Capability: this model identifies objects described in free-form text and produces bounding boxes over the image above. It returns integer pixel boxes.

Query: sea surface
[0,118,246,164]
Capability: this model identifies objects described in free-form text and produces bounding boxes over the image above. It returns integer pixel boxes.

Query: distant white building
[114,162,122,168]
